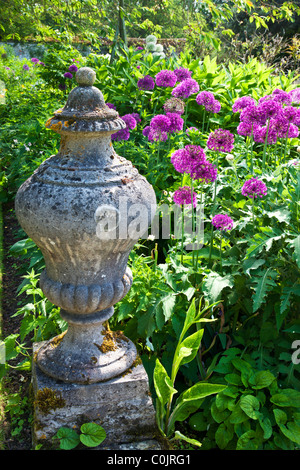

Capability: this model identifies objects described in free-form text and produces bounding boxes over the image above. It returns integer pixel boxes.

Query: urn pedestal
[15,67,159,447]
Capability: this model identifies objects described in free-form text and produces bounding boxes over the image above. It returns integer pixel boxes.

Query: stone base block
[32,342,161,450]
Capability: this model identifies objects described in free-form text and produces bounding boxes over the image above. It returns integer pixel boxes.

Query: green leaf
[229,404,249,424]
[188,412,208,432]
[172,430,202,448]
[236,430,259,450]
[153,359,177,409]
[202,272,234,304]
[252,268,277,313]
[175,329,204,374]
[168,383,227,434]
[215,422,234,449]
[274,408,287,426]
[239,395,260,420]
[249,370,276,389]
[271,389,300,407]
[55,427,80,450]
[79,423,106,448]
[259,414,273,439]
[290,234,300,268]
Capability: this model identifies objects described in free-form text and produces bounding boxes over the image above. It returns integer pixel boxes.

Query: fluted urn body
[15,67,156,383]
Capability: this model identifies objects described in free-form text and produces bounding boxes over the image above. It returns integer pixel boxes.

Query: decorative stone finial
[14,68,157,383]
[75,67,96,87]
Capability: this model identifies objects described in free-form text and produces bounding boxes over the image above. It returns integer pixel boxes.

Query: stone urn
[15,67,156,384]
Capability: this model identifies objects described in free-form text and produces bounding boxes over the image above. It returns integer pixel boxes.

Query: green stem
[184,98,189,132]
[283,123,291,165]
[252,197,255,237]
[219,234,223,276]
[190,178,195,268]
[181,204,184,264]
[195,190,202,272]
[262,119,270,170]
[202,108,206,134]
[250,125,254,174]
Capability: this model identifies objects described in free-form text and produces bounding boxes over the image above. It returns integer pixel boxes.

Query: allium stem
[283,123,291,165]
[219,235,223,276]
[181,204,184,264]
[250,126,254,174]
[262,119,270,170]
[184,98,189,131]
[202,109,206,134]
[190,178,195,268]
[252,197,255,237]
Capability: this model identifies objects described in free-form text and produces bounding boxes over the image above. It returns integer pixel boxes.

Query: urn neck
[58,133,114,167]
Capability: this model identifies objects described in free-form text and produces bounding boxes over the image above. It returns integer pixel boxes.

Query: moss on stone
[35,387,66,415]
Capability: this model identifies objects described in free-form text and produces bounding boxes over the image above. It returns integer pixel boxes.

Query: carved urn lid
[45,67,126,135]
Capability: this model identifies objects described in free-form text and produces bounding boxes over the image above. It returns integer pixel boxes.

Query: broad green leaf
[249,370,276,389]
[188,412,208,432]
[278,422,300,445]
[290,235,300,268]
[252,268,277,313]
[236,430,259,450]
[215,422,234,449]
[153,359,177,409]
[225,373,242,386]
[168,383,227,433]
[274,408,287,426]
[55,427,80,450]
[271,389,300,407]
[79,423,106,448]
[202,272,234,303]
[175,329,204,373]
[259,415,273,439]
[240,395,260,420]
[229,404,249,424]
[211,401,230,423]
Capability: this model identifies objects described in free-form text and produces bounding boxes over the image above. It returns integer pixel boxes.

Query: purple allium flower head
[190,160,218,183]
[171,145,206,174]
[256,99,282,122]
[241,178,268,199]
[254,125,278,144]
[111,128,130,141]
[165,112,184,133]
[58,83,66,91]
[289,88,300,104]
[232,96,256,113]
[211,214,234,231]
[137,75,155,91]
[196,91,215,111]
[272,88,292,105]
[174,67,192,82]
[163,97,185,115]
[237,121,259,137]
[106,102,116,110]
[148,128,169,142]
[207,128,234,153]
[23,64,30,71]
[5,66,10,70]
[31,58,39,63]
[64,72,73,79]
[240,104,265,125]
[155,69,177,88]
[171,78,199,99]
[283,106,299,123]
[150,114,171,132]
[69,64,78,73]
[149,114,171,141]
[121,114,137,130]
[211,99,221,113]
[142,126,151,137]
[287,123,300,139]
[136,46,144,50]
[173,186,197,207]
[131,112,141,123]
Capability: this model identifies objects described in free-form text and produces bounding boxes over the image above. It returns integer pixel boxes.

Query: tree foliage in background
[0,0,300,46]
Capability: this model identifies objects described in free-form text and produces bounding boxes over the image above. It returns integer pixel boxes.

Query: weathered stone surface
[32,343,160,449]
[15,66,157,384]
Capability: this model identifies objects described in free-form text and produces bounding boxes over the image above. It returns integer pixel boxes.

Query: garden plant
[0,28,300,450]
